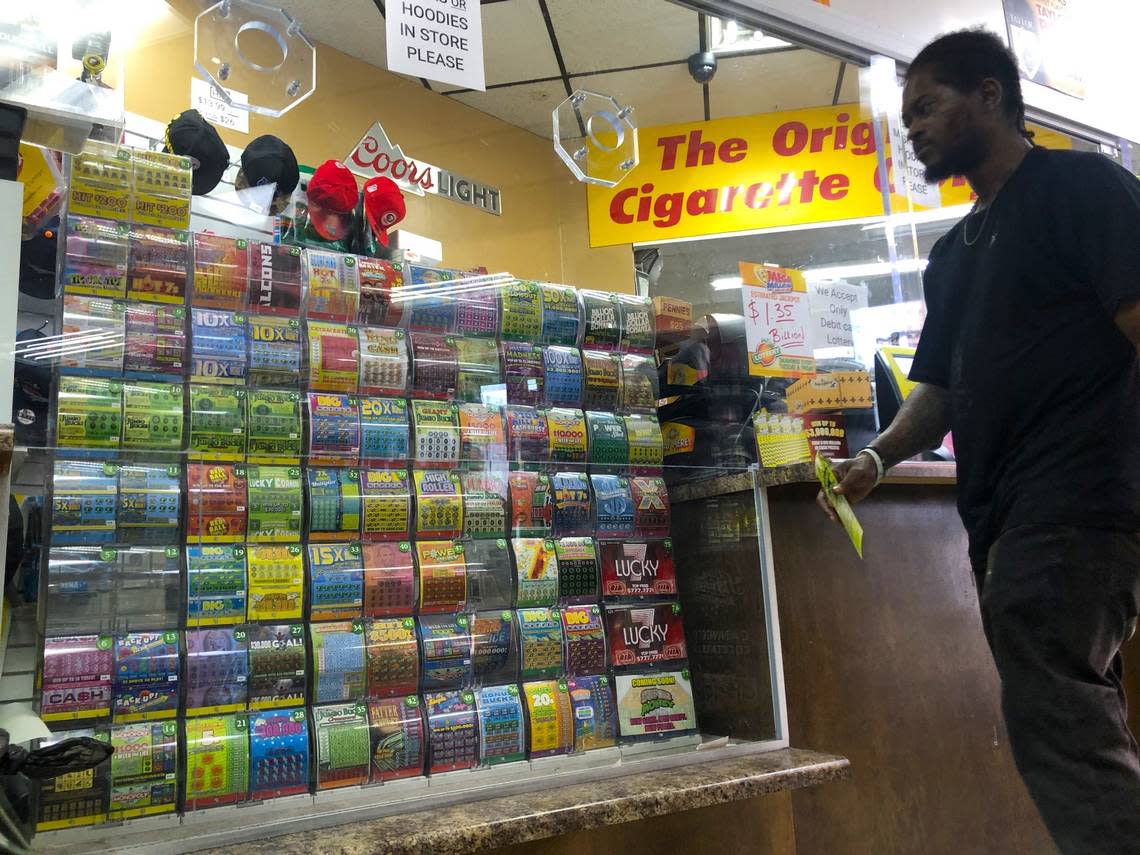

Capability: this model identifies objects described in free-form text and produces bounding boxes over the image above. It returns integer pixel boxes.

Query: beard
[921,128,989,183]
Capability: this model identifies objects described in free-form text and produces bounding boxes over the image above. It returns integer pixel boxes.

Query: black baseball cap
[164,109,229,195]
[241,134,299,198]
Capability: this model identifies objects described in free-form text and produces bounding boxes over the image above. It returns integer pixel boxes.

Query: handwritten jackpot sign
[740,264,815,379]
[586,103,982,247]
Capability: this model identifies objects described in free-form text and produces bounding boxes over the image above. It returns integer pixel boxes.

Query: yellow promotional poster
[740,264,815,378]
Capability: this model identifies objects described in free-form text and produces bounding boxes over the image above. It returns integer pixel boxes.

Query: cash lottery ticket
[600,539,677,598]
[618,295,656,354]
[192,234,250,310]
[502,341,544,406]
[365,617,420,698]
[246,465,303,542]
[55,375,122,451]
[585,411,629,469]
[591,474,635,538]
[555,537,600,605]
[606,602,687,668]
[458,403,507,468]
[476,684,525,765]
[620,353,660,414]
[551,472,592,537]
[313,702,370,789]
[368,696,425,781]
[522,679,574,759]
[614,670,696,739]
[630,476,671,537]
[513,538,559,608]
[191,308,247,385]
[499,279,542,342]
[108,721,178,819]
[581,351,621,412]
[308,542,365,621]
[508,470,552,537]
[567,674,618,751]
[410,332,458,400]
[307,467,362,541]
[454,279,499,338]
[546,407,588,466]
[310,620,367,703]
[305,249,360,322]
[247,314,303,387]
[184,626,248,715]
[625,413,665,472]
[542,346,583,408]
[50,460,118,545]
[360,396,410,463]
[61,295,125,374]
[247,623,307,710]
[560,605,607,676]
[464,540,514,611]
[360,470,412,542]
[40,634,114,722]
[460,471,508,540]
[246,545,305,622]
[183,713,249,809]
[120,381,184,451]
[506,405,549,467]
[362,542,417,616]
[517,611,560,684]
[579,290,621,350]
[357,326,408,395]
[307,393,361,464]
[539,282,581,346]
[117,463,180,545]
[112,631,180,722]
[412,400,460,468]
[405,265,457,332]
[186,463,247,543]
[127,225,188,304]
[249,708,310,800]
[418,614,473,690]
[35,726,111,830]
[413,470,464,539]
[189,385,247,460]
[455,337,502,403]
[416,540,467,614]
[425,689,478,773]
[246,390,303,461]
[124,302,186,377]
[308,320,360,393]
[356,258,405,327]
[470,610,518,685]
[249,242,303,316]
[63,215,129,298]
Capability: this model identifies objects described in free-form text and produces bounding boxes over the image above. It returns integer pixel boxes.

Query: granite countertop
[199,748,849,855]
[669,460,956,502]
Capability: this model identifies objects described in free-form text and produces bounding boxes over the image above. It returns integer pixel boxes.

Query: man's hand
[815,453,879,523]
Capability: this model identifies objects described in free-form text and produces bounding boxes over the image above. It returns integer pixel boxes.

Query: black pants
[977,525,1140,855]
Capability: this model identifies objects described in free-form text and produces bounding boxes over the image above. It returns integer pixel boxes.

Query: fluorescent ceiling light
[803,258,927,282]
[710,275,743,291]
[709,19,791,54]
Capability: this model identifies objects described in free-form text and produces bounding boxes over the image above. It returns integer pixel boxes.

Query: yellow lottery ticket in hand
[815,453,864,559]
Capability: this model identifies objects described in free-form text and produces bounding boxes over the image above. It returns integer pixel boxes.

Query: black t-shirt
[910,147,1140,564]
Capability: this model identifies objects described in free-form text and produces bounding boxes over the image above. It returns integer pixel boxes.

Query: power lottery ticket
[305,249,360,322]
[618,295,656,354]
[542,346,583,408]
[356,258,405,327]
[581,351,621,411]
[247,624,307,710]
[560,604,606,675]
[55,375,122,452]
[307,467,362,541]
[522,679,573,759]
[246,465,303,542]
[368,696,424,781]
[61,295,125,374]
[63,215,129,298]
[539,282,581,346]
[454,337,502,403]
[308,542,365,621]
[625,414,664,473]
[247,390,303,462]
[579,291,621,350]
[307,393,361,464]
[412,400,460,468]
[460,471,508,540]
[124,302,186,378]
[416,540,467,614]
[363,543,416,616]
[470,610,518,685]
[183,713,249,809]
[586,411,629,469]
[555,537,600,605]
[591,474,635,538]
[513,538,559,608]
[600,539,677,598]
[192,234,250,310]
[186,544,247,627]
[614,670,696,738]
[249,242,303,316]
[413,470,463,539]
[630,476,671,537]
[419,615,474,691]
[247,314,302,387]
[502,341,544,406]
[307,321,360,393]
[517,608,562,680]
[605,602,687,668]
[186,463,247,543]
[246,544,304,622]
[500,279,542,342]
[249,707,309,799]
[310,620,367,703]
[313,702,370,789]
[424,690,478,773]
[360,470,412,542]
[189,385,247,460]
[112,631,180,722]
[567,674,618,751]
[120,381,184,452]
[184,627,248,715]
[365,617,419,698]
[51,460,118,544]
[476,684,525,765]
[546,410,588,468]
[191,308,248,385]
[360,396,410,463]
[507,470,551,537]
[108,721,178,818]
[127,225,188,304]
[458,403,506,468]
[357,326,408,395]
[41,634,114,721]
[116,464,180,545]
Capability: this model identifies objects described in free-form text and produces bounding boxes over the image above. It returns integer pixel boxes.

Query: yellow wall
[122,4,633,292]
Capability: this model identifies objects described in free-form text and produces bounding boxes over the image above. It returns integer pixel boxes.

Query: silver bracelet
[857,446,886,484]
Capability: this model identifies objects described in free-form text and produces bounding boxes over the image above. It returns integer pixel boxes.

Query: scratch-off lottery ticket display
[127,226,188,304]
[35,728,111,830]
[546,408,588,466]
[185,627,248,715]
[249,242,302,316]
[412,400,460,468]
[247,545,304,622]
[476,684,525,765]
[313,702,370,789]
[539,283,580,347]
[63,215,128,298]
[308,542,365,621]
[513,538,558,608]
[585,411,628,469]
[363,542,417,616]
[502,342,544,406]
[356,258,404,327]
[368,696,424,782]
[455,279,499,338]
[247,624,307,710]
[455,337,501,403]
[581,351,621,412]
[506,405,549,466]
[551,472,591,537]
[186,464,247,543]
[522,679,573,759]
[419,614,473,690]
[561,605,606,675]
[307,321,360,393]
[183,713,249,810]
[192,234,250,310]
[470,610,518,685]
[191,308,247,385]
[500,280,542,343]
[458,404,506,468]
[109,721,178,818]
[365,617,419,698]
[555,537,600,605]
[358,327,408,396]
[40,634,113,722]
[567,675,618,751]
[625,414,665,473]
[517,608,563,680]
[618,295,655,354]
[410,333,458,400]
[125,302,186,378]
[189,385,247,460]
[614,671,696,739]
[600,539,677,598]
[51,460,117,545]
[61,295,124,374]
[307,467,362,540]
[121,381,183,452]
[416,539,467,613]
[305,250,360,322]
[248,315,303,388]
[247,390,303,461]
[186,545,246,626]
[460,471,508,540]
[605,602,687,668]
[414,470,463,539]
[360,470,412,542]
[310,620,366,703]
[55,376,122,452]
[406,265,457,332]
[508,471,551,537]
[249,708,310,800]
[425,690,478,773]
[360,396,409,463]
[308,393,361,464]
[112,631,180,722]
[580,291,621,350]
[543,346,583,408]
[591,474,635,539]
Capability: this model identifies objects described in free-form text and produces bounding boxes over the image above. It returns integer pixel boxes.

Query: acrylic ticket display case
[27,142,786,849]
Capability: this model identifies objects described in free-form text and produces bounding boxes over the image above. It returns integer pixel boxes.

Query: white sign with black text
[190,77,250,134]
[808,280,868,350]
[386,0,486,92]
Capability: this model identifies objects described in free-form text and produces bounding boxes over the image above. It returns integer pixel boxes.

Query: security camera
[687,51,718,84]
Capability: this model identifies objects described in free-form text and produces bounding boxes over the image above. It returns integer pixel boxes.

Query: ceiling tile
[547,0,699,75]
[449,79,570,138]
[709,50,844,118]
[571,64,704,129]
[278,0,389,68]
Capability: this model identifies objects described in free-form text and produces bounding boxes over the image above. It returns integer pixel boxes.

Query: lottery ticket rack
[25,140,786,851]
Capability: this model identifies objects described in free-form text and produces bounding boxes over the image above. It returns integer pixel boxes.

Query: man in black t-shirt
[820,30,1140,854]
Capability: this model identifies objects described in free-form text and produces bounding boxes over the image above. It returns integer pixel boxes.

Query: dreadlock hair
[907,29,1035,142]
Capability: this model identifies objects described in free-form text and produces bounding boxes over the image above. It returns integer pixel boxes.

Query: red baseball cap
[306,159,358,241]
[362,176,406,246]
